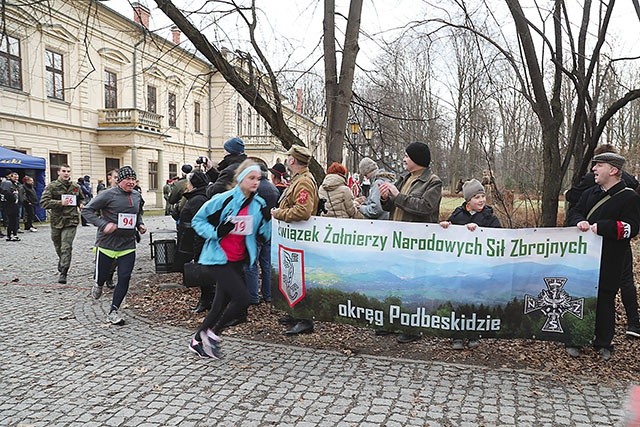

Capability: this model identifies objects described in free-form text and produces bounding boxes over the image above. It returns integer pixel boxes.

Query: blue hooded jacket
[192,185,271,266]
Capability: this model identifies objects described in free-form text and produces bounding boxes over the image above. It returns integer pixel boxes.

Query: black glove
[217,220,234,238]
[261,206,272,222]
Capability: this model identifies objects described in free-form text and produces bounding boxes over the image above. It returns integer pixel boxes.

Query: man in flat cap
[566,151,640,360]
[272,146,318,223]
[565,144,640,343]
[379,142,442,343]
[272,145,319,335]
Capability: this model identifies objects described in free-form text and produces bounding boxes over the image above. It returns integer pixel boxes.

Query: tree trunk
[324,0,363,166]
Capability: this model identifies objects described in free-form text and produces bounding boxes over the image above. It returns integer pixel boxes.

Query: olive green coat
[40,179,85,228]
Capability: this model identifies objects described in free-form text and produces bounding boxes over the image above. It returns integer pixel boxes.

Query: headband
[236,165,261,183]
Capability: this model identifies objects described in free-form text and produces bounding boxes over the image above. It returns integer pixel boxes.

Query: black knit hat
[405,142,431,168]
[117,166,137,182]
[188,171,210,189]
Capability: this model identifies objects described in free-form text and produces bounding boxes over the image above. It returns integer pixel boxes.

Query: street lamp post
[349,121,360,172]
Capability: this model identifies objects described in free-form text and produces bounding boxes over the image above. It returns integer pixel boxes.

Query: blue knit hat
[223,137,245,155]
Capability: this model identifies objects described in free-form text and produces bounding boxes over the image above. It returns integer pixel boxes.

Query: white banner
[271,217,602,345]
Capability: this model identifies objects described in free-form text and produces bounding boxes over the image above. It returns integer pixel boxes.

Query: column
[156,148,165,207]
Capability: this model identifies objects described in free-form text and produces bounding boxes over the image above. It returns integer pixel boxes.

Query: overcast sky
[101,0,640,70]
[100,0,431,70]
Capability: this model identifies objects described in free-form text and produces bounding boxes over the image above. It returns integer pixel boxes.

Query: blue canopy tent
[0,146,47,221]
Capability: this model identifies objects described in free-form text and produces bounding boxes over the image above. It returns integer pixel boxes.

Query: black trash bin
[150,230,177,273]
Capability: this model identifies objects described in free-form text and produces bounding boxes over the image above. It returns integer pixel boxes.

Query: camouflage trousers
[50,226,78,270]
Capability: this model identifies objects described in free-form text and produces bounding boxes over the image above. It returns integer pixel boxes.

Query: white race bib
[229,215,253,236]
[61,194,76,206]
[118,213,137,229]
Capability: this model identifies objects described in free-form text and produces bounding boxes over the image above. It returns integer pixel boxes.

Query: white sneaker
[107,310,125,326]
[29,227,37,232]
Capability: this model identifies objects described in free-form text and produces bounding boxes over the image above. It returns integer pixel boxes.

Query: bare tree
[323,0,363,165]
[412,0,640,226]
[152,0,330,177]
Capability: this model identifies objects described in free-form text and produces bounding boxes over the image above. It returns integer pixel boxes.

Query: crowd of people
[0,171,40,240]
[5,133,639,363]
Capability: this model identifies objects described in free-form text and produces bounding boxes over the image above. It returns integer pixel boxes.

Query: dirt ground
[128,238,640,386]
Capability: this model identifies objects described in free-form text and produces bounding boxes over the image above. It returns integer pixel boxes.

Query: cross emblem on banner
[523,277,584,333]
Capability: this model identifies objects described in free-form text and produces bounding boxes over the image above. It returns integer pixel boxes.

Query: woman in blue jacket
[189,160,271,359]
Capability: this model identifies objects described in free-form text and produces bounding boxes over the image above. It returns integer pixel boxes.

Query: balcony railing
[241,135,284,149]
[98,108,163,133]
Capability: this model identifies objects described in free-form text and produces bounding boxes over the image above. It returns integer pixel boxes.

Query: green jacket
[40,179,85,228]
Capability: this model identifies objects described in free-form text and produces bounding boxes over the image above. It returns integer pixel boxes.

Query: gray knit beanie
[358,157,378,177]
[462,179,485,202]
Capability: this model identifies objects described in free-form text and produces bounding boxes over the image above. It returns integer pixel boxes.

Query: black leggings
[94,250,136,313]
[197,262,248,336]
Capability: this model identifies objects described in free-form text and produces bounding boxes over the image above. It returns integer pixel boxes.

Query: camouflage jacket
[40,179,84,228]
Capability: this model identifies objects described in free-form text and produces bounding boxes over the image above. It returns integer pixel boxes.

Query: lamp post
[363,127,374,143]
[349,120,360,172]
[363,127,374,158]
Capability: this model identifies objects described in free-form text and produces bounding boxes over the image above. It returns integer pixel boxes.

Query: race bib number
[118,213,137,229]
[229,215,253,235]
[61,195,77,206]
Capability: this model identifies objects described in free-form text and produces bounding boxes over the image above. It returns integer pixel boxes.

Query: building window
[147,85,156,113]
[236,103,242,134]
[247,109,252,135]
[168,163,177,179]
[49,153,68,183]
[148,161,158,190]
[45,50,64,100]
[194,102,201,133]
[104,70,117,108]
[0,33,22,90]
[168,92,176,127]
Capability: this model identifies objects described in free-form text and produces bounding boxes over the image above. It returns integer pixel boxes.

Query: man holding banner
[272,145,319,335]
[379,141,443,343]
[567,152,640,360]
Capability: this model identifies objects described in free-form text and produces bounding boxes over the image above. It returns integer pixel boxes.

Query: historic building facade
[0,1,324,208]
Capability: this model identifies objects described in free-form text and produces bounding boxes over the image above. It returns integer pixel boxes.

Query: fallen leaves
[125,244,640,386]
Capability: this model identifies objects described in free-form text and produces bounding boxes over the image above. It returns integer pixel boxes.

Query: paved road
[0,216,632,426]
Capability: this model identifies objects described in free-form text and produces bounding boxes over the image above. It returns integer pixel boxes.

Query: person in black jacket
[1,171,21,241]
[175,171,212,313]
[21,175,38,232]
[244,163,280,304]
[207,137,247,198]
[566,152,640,360]
[440,178,501,349]
[565,144,640,339]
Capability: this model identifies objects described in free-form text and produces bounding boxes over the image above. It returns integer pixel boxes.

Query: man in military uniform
[41,164,85,284]
[272,145,319,334]
[272,146,318,223]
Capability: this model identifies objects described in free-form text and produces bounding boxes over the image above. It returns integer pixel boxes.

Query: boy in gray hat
[440,178,501,349]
